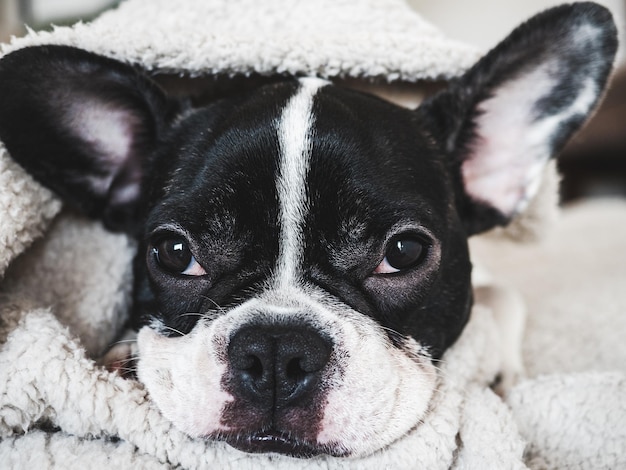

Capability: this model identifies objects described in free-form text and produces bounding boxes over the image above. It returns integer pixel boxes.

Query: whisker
[200,294,227,314]
[109,338,138,346]
[163,325,185,336]
[179,312,205,318]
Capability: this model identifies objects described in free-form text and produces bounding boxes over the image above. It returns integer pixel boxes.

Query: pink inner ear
[462,62,597,217]
[66,101,138,196]
[70,102,135,164]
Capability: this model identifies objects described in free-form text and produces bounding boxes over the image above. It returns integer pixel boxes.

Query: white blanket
[1,0,625,468]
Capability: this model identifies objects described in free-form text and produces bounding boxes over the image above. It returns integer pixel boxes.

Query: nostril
[242,354,264,381]
[286,357,307,381]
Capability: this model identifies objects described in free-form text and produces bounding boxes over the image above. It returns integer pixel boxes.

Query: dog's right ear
[0,45,172,232]
[419,3,617,235]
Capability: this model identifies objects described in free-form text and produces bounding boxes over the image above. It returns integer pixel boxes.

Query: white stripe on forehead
[275,78,327,288]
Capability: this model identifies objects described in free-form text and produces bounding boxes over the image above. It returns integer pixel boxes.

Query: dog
[0,2,616,459]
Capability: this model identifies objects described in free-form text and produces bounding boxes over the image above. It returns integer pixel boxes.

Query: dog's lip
[223,430,327,458]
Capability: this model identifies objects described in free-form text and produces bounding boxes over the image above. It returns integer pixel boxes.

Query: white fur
[274,78,327,288]
[137,324,234,437]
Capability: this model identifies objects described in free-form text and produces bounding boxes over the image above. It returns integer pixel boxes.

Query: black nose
[227,324,332,408]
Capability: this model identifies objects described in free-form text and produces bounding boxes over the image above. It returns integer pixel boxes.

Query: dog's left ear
[421,2,618,235]
[0,45,173,233]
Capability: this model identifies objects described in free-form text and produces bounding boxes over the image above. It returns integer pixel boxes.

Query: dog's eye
[374,236,426,274]
[152,238,206,276]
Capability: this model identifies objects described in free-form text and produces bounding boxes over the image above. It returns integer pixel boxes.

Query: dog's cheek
[136,325,233,437]
[317,326,437,456]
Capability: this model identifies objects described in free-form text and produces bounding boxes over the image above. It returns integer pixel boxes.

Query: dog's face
[0,3,616,459]
[133,80,473,456]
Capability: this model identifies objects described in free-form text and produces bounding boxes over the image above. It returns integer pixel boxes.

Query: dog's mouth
[220,430,342,458]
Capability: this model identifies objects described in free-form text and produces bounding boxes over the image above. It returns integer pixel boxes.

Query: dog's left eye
[152,238,206,276]
[374,236,427,274]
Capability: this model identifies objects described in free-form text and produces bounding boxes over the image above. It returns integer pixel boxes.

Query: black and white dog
[0,3,616,459]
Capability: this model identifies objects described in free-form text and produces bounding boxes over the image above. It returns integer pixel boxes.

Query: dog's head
[0,3,616,458]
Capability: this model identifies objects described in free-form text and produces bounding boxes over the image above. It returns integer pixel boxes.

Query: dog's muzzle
[137,289,437,459]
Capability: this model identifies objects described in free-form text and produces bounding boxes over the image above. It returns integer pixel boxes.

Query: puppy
[0,3,616,459]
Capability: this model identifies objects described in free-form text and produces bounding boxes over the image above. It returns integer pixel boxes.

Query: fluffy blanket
[1,0,625,468]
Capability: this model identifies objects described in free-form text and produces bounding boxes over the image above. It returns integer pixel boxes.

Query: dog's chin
[216,430,347,459]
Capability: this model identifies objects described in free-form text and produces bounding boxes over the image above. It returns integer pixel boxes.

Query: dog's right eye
[374,235,428,275]
[152,238,206,276]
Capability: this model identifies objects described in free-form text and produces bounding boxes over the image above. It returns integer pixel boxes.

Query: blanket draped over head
[1,0,625,468]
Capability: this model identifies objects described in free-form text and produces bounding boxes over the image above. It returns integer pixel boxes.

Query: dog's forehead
[157,79,448,218]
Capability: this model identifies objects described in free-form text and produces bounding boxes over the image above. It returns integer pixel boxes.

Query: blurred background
[0,0,117,35]
[1,0,625,203]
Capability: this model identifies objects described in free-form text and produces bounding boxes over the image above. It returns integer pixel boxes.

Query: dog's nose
[227,324,332,408]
